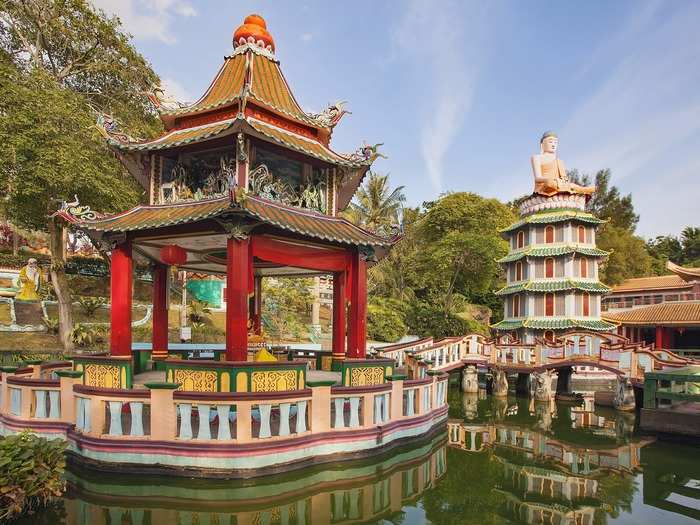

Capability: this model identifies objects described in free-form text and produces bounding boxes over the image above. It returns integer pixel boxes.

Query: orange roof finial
[233,14,275,53]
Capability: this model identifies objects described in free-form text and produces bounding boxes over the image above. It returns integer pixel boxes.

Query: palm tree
[345,172,405,234]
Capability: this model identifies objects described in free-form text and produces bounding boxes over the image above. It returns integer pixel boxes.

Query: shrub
[367,297,408,342]
[0,432,66,521]
[188,300,211,324]
[70,323,105,347]
[42,316,59,335]
[77,295,106,317]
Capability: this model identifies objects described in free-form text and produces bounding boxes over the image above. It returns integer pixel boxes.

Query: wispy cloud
[161,77,192,104]
[561,2,700,236]
[392,0,490,193]
[300,33,313,43]
[91,0,197,44]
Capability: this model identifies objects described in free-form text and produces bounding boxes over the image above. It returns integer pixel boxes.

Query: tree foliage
[367,297,407,342]
[345,172,405,235]
[647,226,700,271]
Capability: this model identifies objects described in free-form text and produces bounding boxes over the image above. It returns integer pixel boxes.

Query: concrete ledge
[640,407,700,437]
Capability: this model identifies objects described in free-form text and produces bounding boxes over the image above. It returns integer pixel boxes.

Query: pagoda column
[252,275,262,335]
[110,241,132,357]
[226,236,250,361]
[151,264,169,360]
[332,271,346,364]
[347,250,367,359]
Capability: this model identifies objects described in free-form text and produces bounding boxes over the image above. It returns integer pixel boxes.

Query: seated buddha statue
[530,131,595,196]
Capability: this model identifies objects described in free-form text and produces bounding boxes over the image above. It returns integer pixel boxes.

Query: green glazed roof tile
[491,318,618,331]
[500,210,606,233]
[495,279,611,296]
[497,245,610,263]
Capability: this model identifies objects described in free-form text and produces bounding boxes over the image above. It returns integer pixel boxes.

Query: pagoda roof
[107,115,366,168]
[497,245,609,263]
[157,46,321,129]
[500,210,605,233]
[495,279,612,296]
[57,194,395,248]
[491,318,617,331]
[611,274,693,294]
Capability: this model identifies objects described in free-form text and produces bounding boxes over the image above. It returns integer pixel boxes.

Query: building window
[580,257,588,278]
[544,330,555,343]
[515,261,523,281]
[517,230,525,249]
[545,293,555,316]
[512,294,521,317]
[578,225,586,243]
[582,292,590,316]
[545,225,555,244]
[545,257,555,278]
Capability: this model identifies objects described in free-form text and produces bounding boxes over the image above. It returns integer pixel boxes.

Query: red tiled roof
[611,274,692,293]
[64,195,395,248]
[604,302,700,326]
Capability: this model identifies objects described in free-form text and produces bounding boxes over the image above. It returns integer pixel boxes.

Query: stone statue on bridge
[529,370,556,402]
[492,369,509,398]
[461,365,479,393]
[614,377,636,411]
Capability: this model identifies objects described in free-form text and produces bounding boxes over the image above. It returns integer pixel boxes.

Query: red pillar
[152,264,169,360]
[226,237,250,361]
[110,241,133,357]
[253,276,262,335]
[664,327,674,350]
[655,325,664,349]
[332,271,346,363]
[347,251,367,359]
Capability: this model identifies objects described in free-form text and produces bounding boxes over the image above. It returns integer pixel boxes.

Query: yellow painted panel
[236,371,248,392]
[220,372,230,392]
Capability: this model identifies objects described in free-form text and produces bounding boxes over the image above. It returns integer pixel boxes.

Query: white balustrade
[422,385,431,412]
[331,396,363,429]
[9,387,21,416]
[76,397,91,432]
[373,393,390,424]
[252,400,309,439]
[403,388,417,416]
[105,400,148,437]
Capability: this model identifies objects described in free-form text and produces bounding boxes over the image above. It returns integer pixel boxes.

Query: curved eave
[497,246,610,263]
[500,210,606,234]
[491,318,618,331]
[495,280,612,296]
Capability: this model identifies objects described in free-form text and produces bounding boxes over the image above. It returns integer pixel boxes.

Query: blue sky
[92,0,700,238]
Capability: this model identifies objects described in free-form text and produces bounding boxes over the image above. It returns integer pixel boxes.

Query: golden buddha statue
[530,131,595,196]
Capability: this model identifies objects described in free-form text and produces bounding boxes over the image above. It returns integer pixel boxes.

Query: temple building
[603,261,700,352]
[491,132,617,342]
[58,14,393,364]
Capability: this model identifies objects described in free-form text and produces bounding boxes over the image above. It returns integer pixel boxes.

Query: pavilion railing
[0,367,449,446]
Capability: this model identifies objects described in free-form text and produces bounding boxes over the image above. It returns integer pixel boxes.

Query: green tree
[415,193,514,314]
[598,225,653,284]
[681,226,700,265]
[0,0,161,349]
[367,297,407,342]
[345,172,405,234]
[262,277,313,341]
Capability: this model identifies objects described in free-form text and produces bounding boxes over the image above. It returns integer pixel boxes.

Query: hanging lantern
[160,244,187,267]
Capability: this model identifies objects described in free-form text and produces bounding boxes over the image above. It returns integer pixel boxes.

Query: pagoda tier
[492,192,617,342]
[97,14,380,214]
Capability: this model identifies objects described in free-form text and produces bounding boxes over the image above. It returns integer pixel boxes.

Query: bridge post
[555,367,573,398]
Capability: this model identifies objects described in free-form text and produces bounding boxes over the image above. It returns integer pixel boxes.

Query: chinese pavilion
[491,132,617,342]
[58,14,393,364]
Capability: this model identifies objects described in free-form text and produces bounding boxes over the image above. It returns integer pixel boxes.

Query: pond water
[20,383,700,525]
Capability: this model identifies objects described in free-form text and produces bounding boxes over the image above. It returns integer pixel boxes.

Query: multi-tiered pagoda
[492,132,617,343]
[59,14,393,364]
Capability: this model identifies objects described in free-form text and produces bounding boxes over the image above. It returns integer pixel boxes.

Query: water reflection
[22,434,446,525]
[19,389,700,525]
[439,390,699,525]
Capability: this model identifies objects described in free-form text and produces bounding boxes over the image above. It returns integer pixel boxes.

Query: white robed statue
[15,258,42,302]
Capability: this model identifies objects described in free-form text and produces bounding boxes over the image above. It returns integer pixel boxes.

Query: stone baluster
[197,404,211,439]
[279,402,291,436]
[333,397,345,428]
[35,390,47,418]
[295,400,308,433]
[258,404,272,438]
[216,405,232,440]
[348,397,360,427]
[179,403,193,439]
[108,401,123,436]
[130,401,144,437]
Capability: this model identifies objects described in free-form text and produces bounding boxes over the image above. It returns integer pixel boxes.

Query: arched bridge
[376,332,696,382]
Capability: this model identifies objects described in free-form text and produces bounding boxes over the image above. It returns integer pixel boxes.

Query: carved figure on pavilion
[146,87,188,111]
[531,131,595,197]
[15,258,42,302]
[352,142,387,163]
[311,100,350,128]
